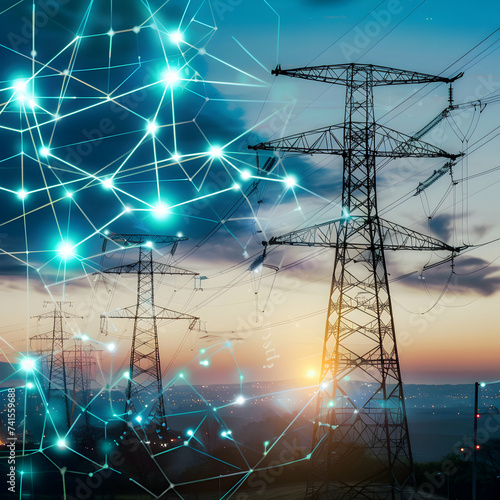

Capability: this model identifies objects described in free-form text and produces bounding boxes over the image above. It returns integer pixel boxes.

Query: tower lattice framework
[100,234,199,427]
[250,63,464,499]
[31,301,83,427]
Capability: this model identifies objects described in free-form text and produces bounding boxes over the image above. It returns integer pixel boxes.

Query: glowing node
[321,383,328,389]
[28,99,36,108]
[102,178,114,189]
[17,189,28,200]
[153,203,169,219]
[183,441,189,446]
[233,183,241,190]
[178,373,184,378]
[57,439,67,449]
[30,50,37,57]
[241,170,251,180]
[163,69,180,85]
[307,370,316,379]
[26,382,34,389]
[172,154,180,162]
[170,31,183,44]
[145,241,153,248]
[107,343,116,352]
[210,146,222,158]
[240,374,244,380]
[81,334,89,341]
[66,192,73,198]
[176,232,183,237]
[147,121,158,134]
[200,359,209,367]
[285,176,296,188]
[187,429,193,436]
[14,79,27,94]
[235,396,245,405]
[123,371,130,379]
[124,206,131,213]
[480,382,486,388]
[306,454,311,460]
[342,207,350,219]
[264,441,269,446]
[221,431,227,437]
[132,26,141,34]
[200,348,206,354]
[40,147,49,157]
[107,29,115,37]
[58,242,75,260]
[136,416,142,423]
[344,375,351,381]
[328,400,335,408]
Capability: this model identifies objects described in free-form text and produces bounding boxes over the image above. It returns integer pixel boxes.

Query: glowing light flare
[102,178,114,189]
[152,203,169,219]
[210,146,223,158]
[187,429,193,436]
[163,70,180,85]
[284,176,296,188]
[169,31,184,44]
[17,189,28,200]
[147,121,158,134]
[107,343,116,352]
[200,359,209,367]
[235,396,245,405]
[307,369,316,379]
[40,147,50,157]
[57,439,67,449]
[26,382,34,389]
[241,170,251,180]
[136,416,142,423]
[58,242,75,260]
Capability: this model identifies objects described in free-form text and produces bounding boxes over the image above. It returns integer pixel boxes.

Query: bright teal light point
[26,382,34,389]
[163,69,180,85]
[107,343,116,352]
[123,371,130,379]
[152,203,169,219]
[102,178,113,189]
[285,176,296,188]
[177,232,183,237]
[136,416,142,423]
[187,429,193,436]
[14,79,27,94]
[20,357,36,372]
[147,121,158,134]
[81,334,89,341]
[210,146,223,158]
[17,189,28,200]
[170,31,183,44]
[235,395,245,405]
[200,349,206,354]
[342,207,350,219]
[241,170,251,180]
[58,242,75,260]
[480,382,486,388]
[40,147,49,157]
[200,359,209,367]
[57,438,67,449]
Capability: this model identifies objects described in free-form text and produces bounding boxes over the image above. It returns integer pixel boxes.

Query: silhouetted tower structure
[31,301,83,428]
[100,234,198,428]
[250,63,463,499]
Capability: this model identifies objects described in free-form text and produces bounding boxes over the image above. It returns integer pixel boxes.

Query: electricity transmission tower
[31,301,83,428]
[250,63,464,499]
[100,233,199,428]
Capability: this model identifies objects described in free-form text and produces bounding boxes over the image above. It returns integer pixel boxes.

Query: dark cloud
[401,255,500,297]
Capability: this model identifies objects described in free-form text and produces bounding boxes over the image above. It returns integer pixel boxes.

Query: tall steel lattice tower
[100,234,198,428]
[31,301,83,428]
[250,63,463,499]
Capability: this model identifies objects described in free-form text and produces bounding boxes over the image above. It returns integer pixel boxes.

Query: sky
[1,0,500,388]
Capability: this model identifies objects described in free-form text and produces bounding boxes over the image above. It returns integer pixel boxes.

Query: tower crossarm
[267,216,463,252]
[101,305,199,324]
[249,123,460,159]
[271,63,462,86]
[101,261,199,276]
